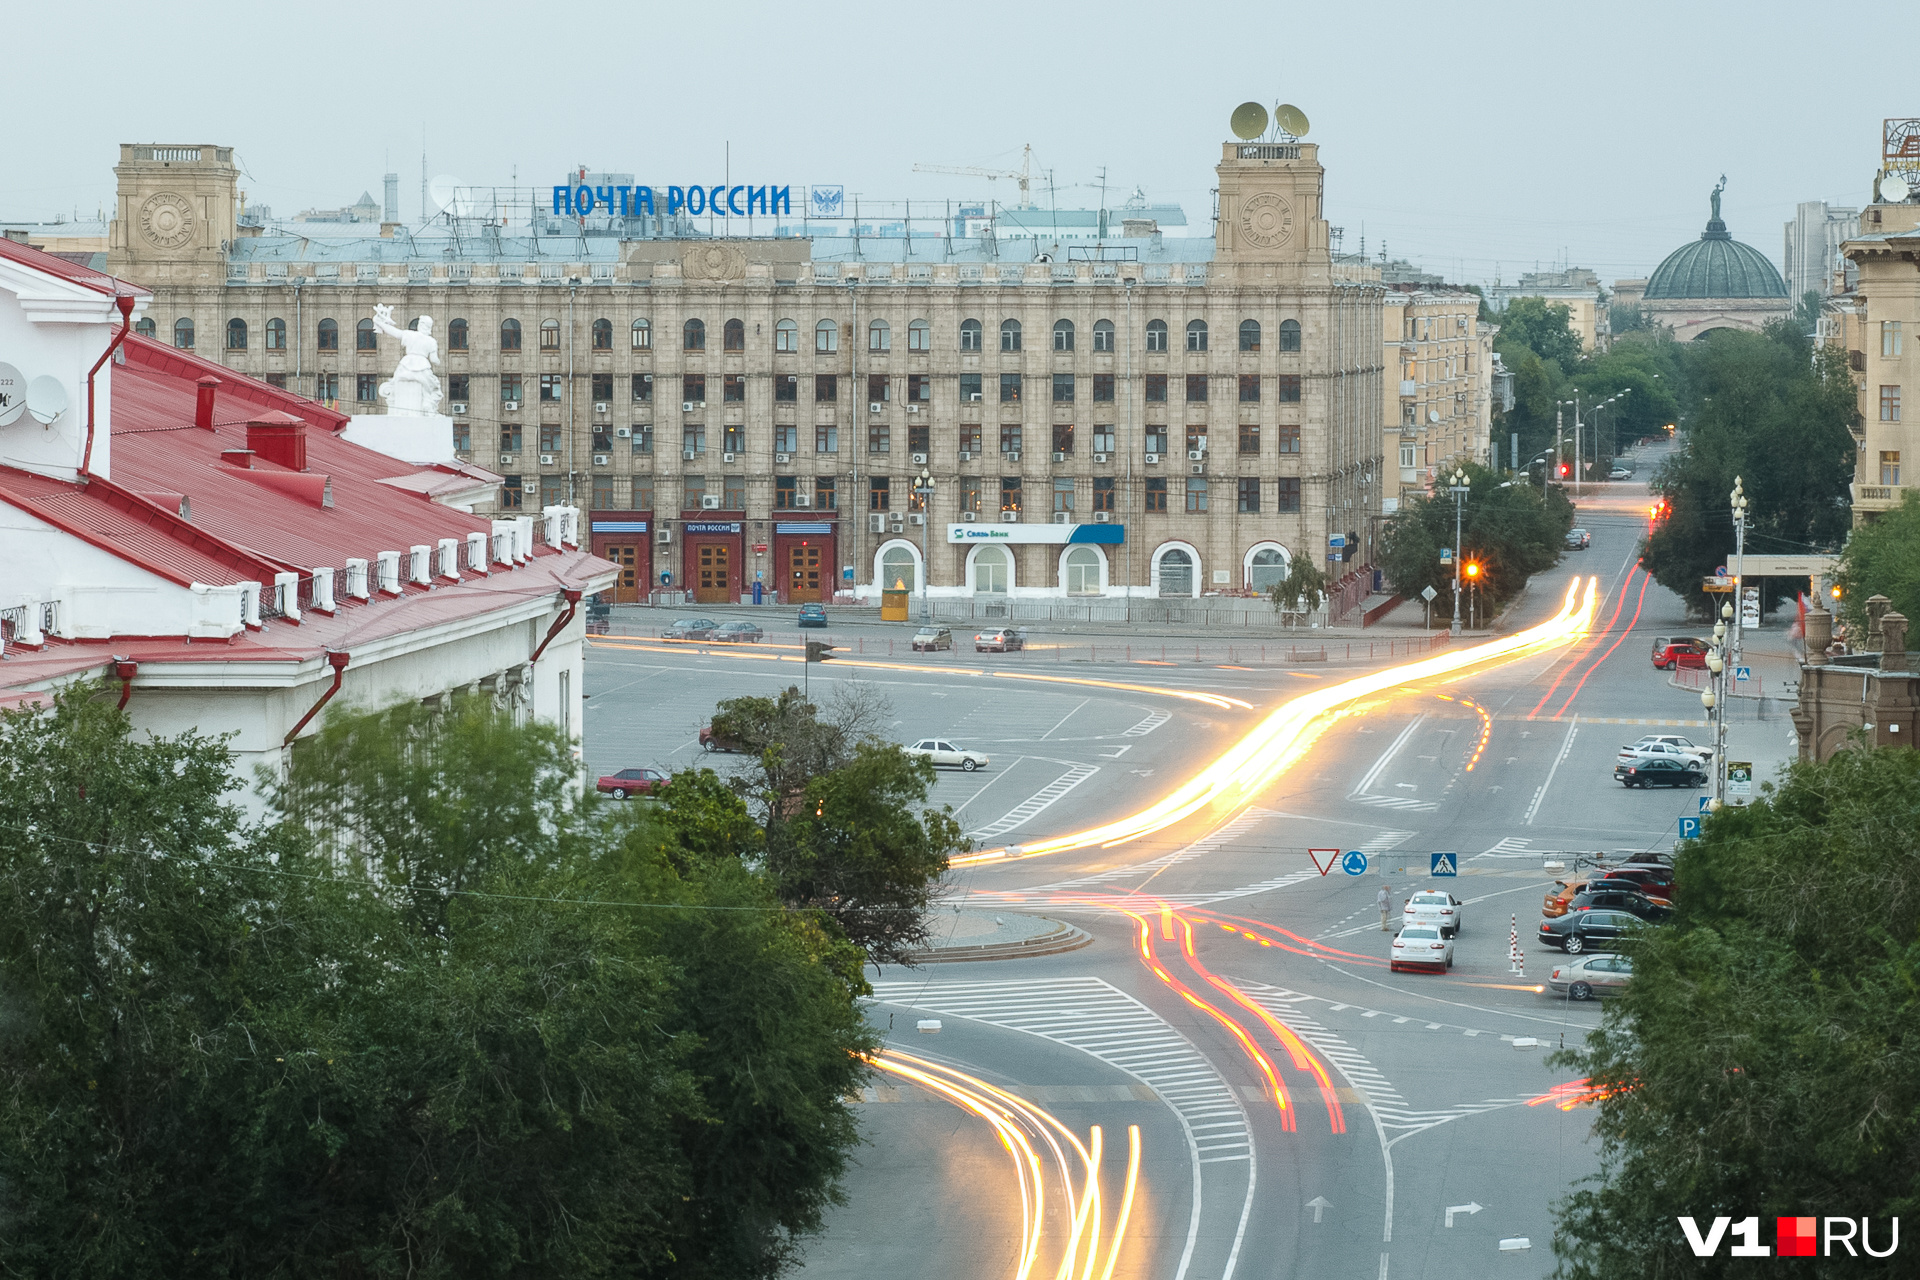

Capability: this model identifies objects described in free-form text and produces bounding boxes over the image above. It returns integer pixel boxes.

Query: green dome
[1645,183,1786,300]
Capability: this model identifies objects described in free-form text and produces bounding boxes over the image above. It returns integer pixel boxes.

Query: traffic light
[1463,560,1482,582]
[805,641,837,663]
[1830,585,1843,602]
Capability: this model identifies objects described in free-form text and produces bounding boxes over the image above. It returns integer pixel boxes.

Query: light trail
[1527,564,1635,719]
[959,577,1598,864]
[1549,561,1651,719]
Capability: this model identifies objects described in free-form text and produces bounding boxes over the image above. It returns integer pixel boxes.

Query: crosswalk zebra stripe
[966,764,1101,840]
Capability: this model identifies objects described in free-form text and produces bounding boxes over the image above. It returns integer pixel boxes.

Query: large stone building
[105,137,1384,613]
[1639,180,1790,340]
[1381,284,1496,512]
[1784,200,1859,302]
[1835,185,1920,523]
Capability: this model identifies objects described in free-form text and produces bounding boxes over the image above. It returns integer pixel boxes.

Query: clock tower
[108,144,239,286]
[1212,140,1332,285]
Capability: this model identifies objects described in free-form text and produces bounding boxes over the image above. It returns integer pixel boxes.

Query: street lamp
[1729,476,1749,666]
[1447,467,1470,637]
[913,465,935,622]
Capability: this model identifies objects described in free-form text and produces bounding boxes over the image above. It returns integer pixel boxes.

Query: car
[595,767,667,799]
[1546,953,1634,999]
[1614,757,1707,789]
[712,621,765,643]
[1565,528,1591,550]
[1619,734,1714,766]
[1595,864,1677,895]
[699,725,745,752]
[1543,879,1587,918]
[1390,923,1454,972]
[1539,908,1645,954]
[1567,888,1670,922]
[797,603,828,628]
[903,738,990,771]
[1402,889,1466,938]
[975,627,1026,653]
[912,626,954,652]
[1585,875,1672,906]
[663,617,720,641]
[1609,466,1633,480]
[1651,636,1710,670]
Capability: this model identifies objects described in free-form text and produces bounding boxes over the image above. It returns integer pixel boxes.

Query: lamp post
[914,465,935,622]
[1447,466,1470,637]
[1729,476,1749,667]
[1706,610,1730,807]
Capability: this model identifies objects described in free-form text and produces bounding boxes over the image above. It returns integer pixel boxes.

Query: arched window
[724,318,745,351]
[683,318,706,350]
[1063,545,1103,596]
[908,319,931,352]
[868,319,891,352]
[631,317,651,350]
[540,319,561,351]
[815,319,838,353]
[1279,319,1301,352]
[1145,319,1168,352]
[1186,320,1208,352]
[1247,545,1291,594]
[591,318,613,350]
[1053,319,1075,351]
[959,318,982,352]
[880,543,919,593]
[264,318,286,350]
[356,318,378,351]
[1239,319,1261,351]
[1157,547,1195,597]
[317,318,339,350]
[134,317,156,339]
[1093,319,1115,352]
[448,318,468,350]
[174,317,195,349]
[774,318,798,352]
[972,544,1011,594]
[226,318,248,350]
[500,318,522,350]
[1000,319,1022,352]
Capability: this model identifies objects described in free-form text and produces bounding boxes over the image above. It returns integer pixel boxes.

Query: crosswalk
[966,764,1100,841]
[1123,710,1173,737]
[868,976,1253,1166]
[1352,794,1441,813]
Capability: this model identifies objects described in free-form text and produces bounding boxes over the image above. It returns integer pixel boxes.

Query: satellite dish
[428,174,481,218]
[0,361,24,426]
[1884,174,1913,203]
[26,375,69,425]
[1427,407,1440,424]
[1230,101,1270,141]
[1275,103,1311,139]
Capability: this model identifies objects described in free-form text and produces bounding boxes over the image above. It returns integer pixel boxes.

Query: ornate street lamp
[1447,467,1470,637]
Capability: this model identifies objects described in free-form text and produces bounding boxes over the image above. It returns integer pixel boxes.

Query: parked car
[1592,864,1677,896]
[1402,889,1466,938]
[903,738,990,771]
[1543,880,1588,918]
[1585,875,1672,906]
[1651,637,1710,670]
[1614,756,1708,788]
[595,767,667,800]
[663,617,720,641]
[1567,888,1670,922]
[1539,908,1645,954]
[1390,923,1454,972]
[712,621,765,643]
[1619,734,1713,766]
[699,725,745,752]
[1546,953,1634,999]
[975,627,1026,653]
[912,626,954,652]
[1565,528,1591,550]
[797,603,828,628]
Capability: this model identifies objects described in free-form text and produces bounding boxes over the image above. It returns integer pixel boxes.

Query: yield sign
[1307,848,1340,876]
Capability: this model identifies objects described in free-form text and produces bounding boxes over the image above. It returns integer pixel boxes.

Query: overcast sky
[7,0,1891,287]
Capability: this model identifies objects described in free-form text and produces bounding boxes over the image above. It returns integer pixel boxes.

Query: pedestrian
[1378,883,1392,931]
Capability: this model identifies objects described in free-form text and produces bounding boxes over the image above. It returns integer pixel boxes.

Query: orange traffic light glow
[1463,561,1482,580]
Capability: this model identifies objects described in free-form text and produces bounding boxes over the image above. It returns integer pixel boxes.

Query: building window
[869,476,890,511]
[908,421,930,454]
[172,317,195,349]
[1001,373,1023,403]
[450,374,470,403]
[815,424,839,453]
[632,373,653,402]
[501,374,523,404]
[815,374,837,402]
[1279,319,1301,352]
[960,318,983,351]
[1053,319,1075,351]
[775,373,798,403]
[357,374,378,402]
[1186,374,1208,402]
[539,319,560,351]
[683,424,705,455]
[815,319,838,353]
[315,317,338,350]
[1000,424,1023,455]
[724,318,745,352]
[1145,319,1168,352]
[724,374,746,403]
[1881,385,1902,422]
[500,318,521,351]
[1399,442,1417,469]
[1093,373,1115,402]
[1052,423,1075,455]
[868,319,890,352]
[316,373,338,401]
[908,318,931,352]
[684,318,706,351]
[500,424,523,453]
[1239,424,1260,454]
[974,544,1010,592]
[1185,427,1208,455]
[723,473,745,509]
[1186,320,1208,352]
[1145,374,1167,402]
[774,318,797,352]
[592,476,616,509]
[451,420,468,450]
[541,478,565,509]
[1276,477,1301,512]
[1276,423,1300,453]
[868,374,890,404]
[908,373,930,403]
[1239,319,1261,352]
[631,317,651,349]
[1277,374,1302,402]
[500,476,523,510]
[868,424,891,454]
[1093,319,1115,353]
[1053,373,1075,403]
[1144,477,1168,512]
[1249,547,1288,593]
[683,475,705,508]
[1237,477,1260,513]
[1882,451,1902,485]
[355,318,377,351]
[1884,321,1903,358]
[960,372,982,402]
[722,423,744,453]
[540,374,563,403]
[775,474,799,509]
[591,372,613,403]
[1144,426,1168,455]
[1001,319,1022,352]
[1000,476,1023,513]
[813,475,837,510]
[134,316,156,338]
[1238,375,1260,403]
[1093,476,1115,512]
[1053,477,1075,513]
[266,319,288,354]
[634,475,654,510]
[775,423,798,453]
[633,424,654,454]
[447,317,468,350]
[958,476,981,513]
[684,374,705,404]
[1092,426,1115,453]
[589,318,612,350]
[226,318,247,350]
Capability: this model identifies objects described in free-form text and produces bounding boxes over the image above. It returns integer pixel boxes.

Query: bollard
[1508,914,1524,977]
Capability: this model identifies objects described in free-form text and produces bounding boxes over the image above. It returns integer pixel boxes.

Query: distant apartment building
[1382,284,1495,511]
[1836,192,1920,524]
[1488,267,1608,352]
[1784,201,1859,302]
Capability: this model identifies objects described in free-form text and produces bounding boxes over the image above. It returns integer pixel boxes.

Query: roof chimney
[384,172,400,223]
[245,411,308,471]
[195,375,221,430]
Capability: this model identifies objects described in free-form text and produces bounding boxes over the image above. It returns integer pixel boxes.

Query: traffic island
[904,908,1093,964]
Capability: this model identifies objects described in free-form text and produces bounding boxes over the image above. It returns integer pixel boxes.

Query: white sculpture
[369,305,443,417]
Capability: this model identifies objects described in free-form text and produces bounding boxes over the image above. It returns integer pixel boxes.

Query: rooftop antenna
[1230,101,1269,142]
[1274,103,1311,142]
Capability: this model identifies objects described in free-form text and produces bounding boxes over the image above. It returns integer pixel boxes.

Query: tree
[1496,296,1586,370]
[1378,463,1572,613]
[1833,490,1920,635]
[1550,746,1920,1278]
[1794,288,1824,334]
[1268,556,1329,623]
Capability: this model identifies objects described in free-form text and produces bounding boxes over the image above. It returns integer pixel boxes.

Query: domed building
[1634,179,1791,340]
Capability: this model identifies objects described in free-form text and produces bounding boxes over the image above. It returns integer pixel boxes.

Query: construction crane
[913,144,1040,209]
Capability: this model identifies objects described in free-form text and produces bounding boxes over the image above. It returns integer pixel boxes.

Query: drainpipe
[566,282,577,505]
[283,650,350,746]
[113,658,138,710]
[530,589,583,664]
[82,293,138,476]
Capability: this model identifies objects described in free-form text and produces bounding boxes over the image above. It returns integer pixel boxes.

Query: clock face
[139,192,195,249]
[1239,192,1294,249]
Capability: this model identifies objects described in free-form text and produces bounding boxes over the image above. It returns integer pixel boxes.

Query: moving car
[1539,909,1644,954]
[1543,880,1587,918]
[975,627,1026,653]
[1651,637,1710,670]
[663,617,720,641]
[1619,735,1713,766]
[1565,528,1591,550]
[1402,889,1466,938]
[1567,888,1670,922]
[1546,953,1633,999]
[1614,757,1707,788]
[712,621,765,643]
[1390,924,1454,972]
[596,767,667,799]
[1609,465,1633,480]
[798,603,828,628]
[903,738,990,772]
[912,626,954,652]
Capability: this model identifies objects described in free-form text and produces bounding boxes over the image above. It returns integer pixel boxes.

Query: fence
[625,628,1451,667]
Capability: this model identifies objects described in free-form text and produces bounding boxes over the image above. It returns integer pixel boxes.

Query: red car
[1651,638,1710,670]
[595,767,667,799]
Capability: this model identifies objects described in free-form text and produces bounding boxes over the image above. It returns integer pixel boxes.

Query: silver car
[903,738,989,772]
[1545,953,1633,1000]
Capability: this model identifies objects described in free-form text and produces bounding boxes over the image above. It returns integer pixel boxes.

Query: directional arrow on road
[1445,1202,1484,1228]
[1306,1196,1332,1224]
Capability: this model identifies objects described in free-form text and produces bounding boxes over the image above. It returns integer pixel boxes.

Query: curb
[905,918,1093,964]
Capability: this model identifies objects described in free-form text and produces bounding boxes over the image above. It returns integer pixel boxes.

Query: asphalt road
[584,460,1753,1280]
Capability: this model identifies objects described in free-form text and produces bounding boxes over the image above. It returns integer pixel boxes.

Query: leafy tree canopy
[1496,296,1585,370]
[1833,490,1920,634]
[1378,462,1573,614]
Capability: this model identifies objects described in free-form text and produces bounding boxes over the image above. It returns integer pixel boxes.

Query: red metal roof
[0,466,258,587]
[0,236,148,298]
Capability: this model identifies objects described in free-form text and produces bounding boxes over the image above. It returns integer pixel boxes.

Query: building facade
[1783,200,1859,302]
[1837,195,1920,523]
[1640,183,1791,340]
[1489,268,1609,352]
[1381,285,1496,511]
[106,139,1384,610]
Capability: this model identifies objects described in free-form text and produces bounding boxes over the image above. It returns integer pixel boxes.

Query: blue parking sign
[1341,850,1369,876]
[1678,815,1701,841]
[1430,852,1458,877]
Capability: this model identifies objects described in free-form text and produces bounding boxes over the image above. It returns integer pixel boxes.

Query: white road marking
[1124,710,1173,737]
[965,764,1101,841]
[1524,717,1580,825]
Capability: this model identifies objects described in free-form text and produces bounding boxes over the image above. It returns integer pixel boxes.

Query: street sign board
[1328,534,1347,548]
[1439,548,1454,565]
[1727,761,1753,798]
[1698,796,1712,813]
[1430,852,1458,877]
[1420,585,1438,602]
[1341,850,1369,876]
[1735,666,1751,682]
[1307,849,1339,876]
[1678,815,1701,841]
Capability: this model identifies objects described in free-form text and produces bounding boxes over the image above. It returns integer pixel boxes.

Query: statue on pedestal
[369,305,443,417]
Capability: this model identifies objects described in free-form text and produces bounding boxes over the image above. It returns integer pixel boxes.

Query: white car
[1402,889,1465,938]
[904,738,989,772]
[1545,954,1633,1000]
[1617,736,1711,768]
[1390,924,1454,973]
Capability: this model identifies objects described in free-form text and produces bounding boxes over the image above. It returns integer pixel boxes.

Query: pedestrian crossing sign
[1430,852,1458,877]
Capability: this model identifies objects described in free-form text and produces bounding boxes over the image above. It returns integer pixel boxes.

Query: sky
[6,0,1895,289]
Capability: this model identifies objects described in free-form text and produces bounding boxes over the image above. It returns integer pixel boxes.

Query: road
[582,463,1757,1279]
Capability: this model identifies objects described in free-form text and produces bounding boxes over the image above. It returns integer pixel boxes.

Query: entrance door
[696,543,731,603]
[787,544,823,603]
[605,543,640,603]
